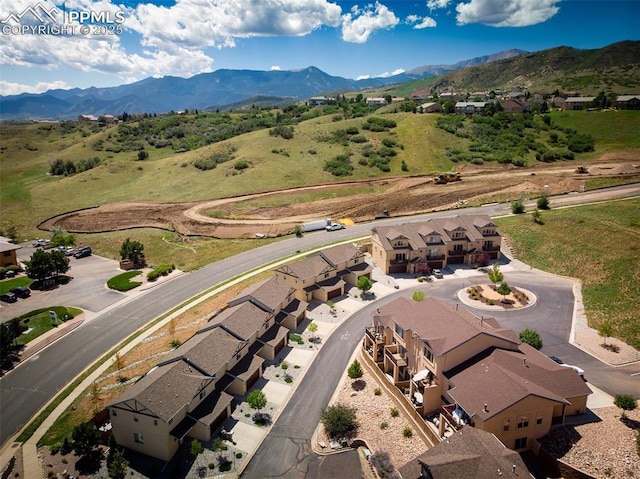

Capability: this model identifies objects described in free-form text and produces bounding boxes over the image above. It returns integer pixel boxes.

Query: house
[500,98,528,114]
[615,95,640,110]
[366,97,387,106]
[565,97,595,110]
[307,96,332,106]
[103,114,117,123]
[454,102,486,115]
[77,114,98,122]
[371,214,501,275]
[550,96,567,109]
[0,241,20,268]
[418,102,443,114]
[109,243,370,461]
[362,297,591,451]
[274,243,372,302]
[398,425,533,479]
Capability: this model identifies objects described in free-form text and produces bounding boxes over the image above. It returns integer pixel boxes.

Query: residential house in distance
[454,101,486,115]
[564,96,596,110]
[500,98,528,114]
[362,297,591,451]
[371,214,501,275]
[398,425,533,479]
[366,97,387,106]
[108,243,365,461]
[307,96,332,106]
[417,102,443,114]
[77,114,98,122]
[550,96,567,109]
[615,95,640,110]
[0,241,20,268]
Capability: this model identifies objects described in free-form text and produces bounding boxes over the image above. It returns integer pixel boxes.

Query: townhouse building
[371,214,501,275]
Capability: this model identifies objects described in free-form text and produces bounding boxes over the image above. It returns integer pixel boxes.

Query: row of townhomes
[371,214,502,275]
[362,297,591,453]
[108,243,372,461]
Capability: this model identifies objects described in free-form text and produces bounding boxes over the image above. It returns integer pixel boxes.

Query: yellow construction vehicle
[434,172,461,184]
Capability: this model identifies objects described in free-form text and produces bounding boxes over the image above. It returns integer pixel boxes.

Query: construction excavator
[434,171,461,184]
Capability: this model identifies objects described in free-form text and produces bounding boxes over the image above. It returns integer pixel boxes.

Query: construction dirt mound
[38,158,640,239]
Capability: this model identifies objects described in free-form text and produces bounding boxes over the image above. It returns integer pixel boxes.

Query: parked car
[74,246,92,258]
[10,286,31,298]
[32,239,49,247]
[326,223,345,231]
[0,292,17,303]
[431,269,443,279]
[64,247,77,256]
[549,356,585,378]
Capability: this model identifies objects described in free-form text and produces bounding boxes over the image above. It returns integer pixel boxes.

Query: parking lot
[0,243,125,321]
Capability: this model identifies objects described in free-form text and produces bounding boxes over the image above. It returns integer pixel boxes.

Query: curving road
[1,184,639,449]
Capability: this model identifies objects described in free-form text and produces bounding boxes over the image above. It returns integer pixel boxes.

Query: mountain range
[0,50,526,120]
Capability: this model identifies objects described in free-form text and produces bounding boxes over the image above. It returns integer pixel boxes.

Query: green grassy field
[0,276,33,294]
[12,306,82,345]
[106,271,142,291]
[495,197,640,349]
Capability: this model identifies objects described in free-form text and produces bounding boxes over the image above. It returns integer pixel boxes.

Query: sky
[0,0,638,96]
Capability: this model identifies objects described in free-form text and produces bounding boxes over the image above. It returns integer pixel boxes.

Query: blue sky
[0,0,638,95]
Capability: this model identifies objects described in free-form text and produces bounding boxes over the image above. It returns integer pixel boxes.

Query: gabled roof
[163,326,246,376]
[374,297,518,357]
[566,96,595,102]
[109,360,213,422]
[229,276,293,312]
[0,242,20,253]
[616,95,640,101]
[399,425,531,479]
[446,343,591,421]
[214,301,272,341]
[276,254,333,280]
[317,243,363,267]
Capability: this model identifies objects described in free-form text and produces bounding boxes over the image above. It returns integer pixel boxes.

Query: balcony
[384,348,407,368]
[448,250,466,256]
[441,404,470,431]
[482,245,500,252]
[390,258,409,264]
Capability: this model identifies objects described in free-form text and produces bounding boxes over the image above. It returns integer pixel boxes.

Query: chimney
[512,464,517,474]
[483,403,488,413]
[523,358,527,367]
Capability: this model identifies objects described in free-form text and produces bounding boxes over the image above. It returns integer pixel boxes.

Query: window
[427,249,439,259]
[423,346,433,363]
[536,412,543,425]
[153,419,158,426]
[134,433,144,444]
[483,241,493,249]
[199,391,205,400]
[354,258,359,264]
[324,273,329,279]
[395,323,404,337]
[503,418,510,432]
[2,251,10,257]
[453,244,464,252]
[395,253,407,261]
[111,409,117,417]
[514,437,527,449]
[133,416,138,422]
[517,416,529,429]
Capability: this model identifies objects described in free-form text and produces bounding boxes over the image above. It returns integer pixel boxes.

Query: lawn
[12,306,83,346]
[0,276,33,294]
[495,197,640,349]
[106,271,142,291]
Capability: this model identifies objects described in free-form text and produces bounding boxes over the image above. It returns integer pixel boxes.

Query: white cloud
[0,80,72,95]
[0,0,344,81]
[427,0,452,9]
[406,14,437,29]
[456,0,561,27]
[270,65,282,70]
[376,67,405,78]
[356,74,370,80]
[341,1,399,44]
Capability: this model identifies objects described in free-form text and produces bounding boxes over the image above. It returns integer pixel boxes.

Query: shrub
[234,160,249,170]
[412,291,425,302]
[380,422,388,430]
[614,394,637,411]
[281,361,288,370]
[519,328,543,350]
[511,198,525,214]
[390,407,399,418]
[347,359,363,379]
[321,403,358,438]
[374,387,382,396]
[212,438,228,451]
[323,154,353,176]
[147,263,175,281]
[284,376,293,384]
[537,195,550,210]
[402,426,413,438]
[269,125,294,139]
[236,452,243,459]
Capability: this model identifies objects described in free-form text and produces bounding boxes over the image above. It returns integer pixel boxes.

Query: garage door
[328,288,342,300]
[389,264,406,274]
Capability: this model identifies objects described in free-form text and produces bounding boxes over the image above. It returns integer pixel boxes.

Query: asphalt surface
[0,183,638,450]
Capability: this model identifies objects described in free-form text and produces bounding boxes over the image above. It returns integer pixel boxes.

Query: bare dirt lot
[39,157,640,239]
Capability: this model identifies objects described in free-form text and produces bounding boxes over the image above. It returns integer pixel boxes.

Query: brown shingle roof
[229,276,293,312]
[110,360,213,422]
[164,326,245,376]
[215,302,271,341]
[398,425,531,479]
[375,297,518,356]
[277,254,333,280]
[447,344,591,420]
[317,243,362,267]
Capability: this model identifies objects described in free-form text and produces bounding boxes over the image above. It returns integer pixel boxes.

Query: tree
[0,323,17,363]
[598,321,613,346]
[347,359,363,379]
[537,195,550,210]
[119,238,145,267]
[497,282,512,302]
[511,198,525,214]
[247,389,267,413]
[190,439,203,457]
[532,207,543,224]
[137,150,148,161]
[113,352,126,382]
[72,422,100,457]
[357,276,373,297]
[107,448,129,479]
[487,263,504,287]
[321,403,357,438]
[614,394,637,413]
[89,381,102,414]
[293,225,303,237]
[519,328,543,350]
[25,248,54,282]
[50,250,70,276]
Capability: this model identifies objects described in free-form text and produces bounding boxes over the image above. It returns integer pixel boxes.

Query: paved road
[1,183,638,448]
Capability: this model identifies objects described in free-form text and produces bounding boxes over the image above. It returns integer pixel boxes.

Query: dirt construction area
[39,157,639,239]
